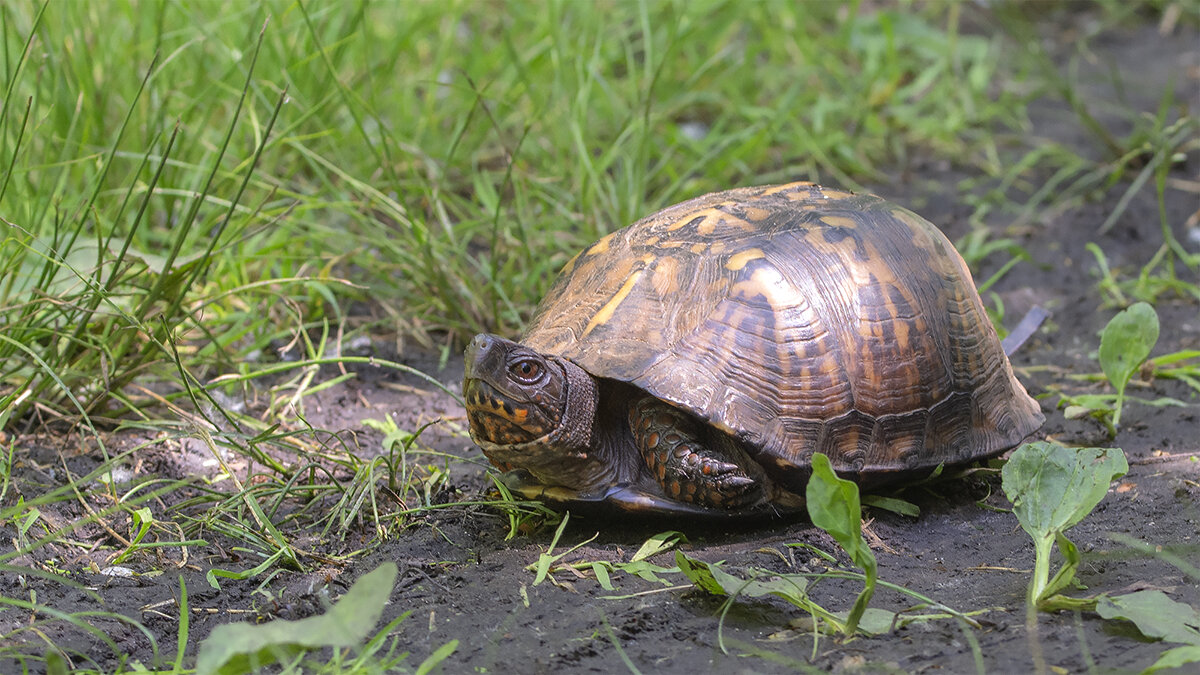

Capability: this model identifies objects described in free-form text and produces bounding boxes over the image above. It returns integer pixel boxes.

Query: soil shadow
[2,13,1198,675]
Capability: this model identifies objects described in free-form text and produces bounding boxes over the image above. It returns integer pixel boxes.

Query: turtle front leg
[629,397,766,510]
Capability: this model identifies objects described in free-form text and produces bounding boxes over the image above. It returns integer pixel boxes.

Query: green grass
[1,1,1198,673]
[1,1,1033,361]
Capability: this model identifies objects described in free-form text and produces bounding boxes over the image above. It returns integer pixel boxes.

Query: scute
[521,182,1042,482]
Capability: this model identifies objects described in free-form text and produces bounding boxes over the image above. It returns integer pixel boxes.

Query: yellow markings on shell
[852,242,896,287]
[699,209,754,235]
[690,242,708,254]
[665,212,695,232]
[762,181,813,196]
[650,254,681,296]
[582,267,646,336]
[665,206,755,235]
[820,215,859,230]
[586,232,616,256]
[725,248,765,271]
[731,266,805,313]
[742,206,770,221]
[559,251,582,276]
[892,313,911,353]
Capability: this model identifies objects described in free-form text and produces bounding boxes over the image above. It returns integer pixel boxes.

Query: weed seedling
[1098,302,1159,429]
[1000,441,1128,611]
[530,530,688,594]
[194,562,456,674]
[805,453,877,636]
[1054,301,1192,436]
[528,513,598,587]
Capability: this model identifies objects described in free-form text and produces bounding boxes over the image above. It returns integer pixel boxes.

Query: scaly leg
[629,397,765,510]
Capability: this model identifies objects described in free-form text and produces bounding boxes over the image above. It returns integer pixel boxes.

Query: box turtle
[463,182,1043,518]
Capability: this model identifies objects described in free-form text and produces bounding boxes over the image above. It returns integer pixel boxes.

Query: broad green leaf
[1096,590,1200,645]
[592,562,614,591]
[195,562,399,675]
[709,565,810,604]
[838,607,897,636]
[1098,302,1159,428]
[806,454,871,567]
[672,553,924,637]
[1145,645,1200,674]
[1099,302,1159,394]
[674,552,842,632]
[674,552,807,602]
[1001,442,1128,541]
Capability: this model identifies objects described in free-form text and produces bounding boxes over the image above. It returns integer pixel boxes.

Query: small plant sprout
[805,453,878,637]
[528,513,598,587]
[1001,441,1128,611]
[530,529,687,592]
[1057,301,1193,436]
[194,563,457,675]
[1097,302,1158,430]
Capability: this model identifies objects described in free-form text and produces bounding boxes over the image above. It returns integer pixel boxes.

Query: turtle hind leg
[629,397,766,510]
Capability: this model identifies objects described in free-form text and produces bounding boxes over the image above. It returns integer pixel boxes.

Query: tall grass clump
[1,1,1039,430]
[0,4,332,431]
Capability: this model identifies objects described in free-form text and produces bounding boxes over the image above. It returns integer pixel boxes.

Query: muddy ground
[3,16,1199,675]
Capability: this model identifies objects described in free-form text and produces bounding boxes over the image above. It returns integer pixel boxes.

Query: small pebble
[1186,226,1200,251]
[678,121,709,141]
[100,566,136,578]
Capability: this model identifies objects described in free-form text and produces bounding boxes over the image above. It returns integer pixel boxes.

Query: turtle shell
[522,182,1043,483]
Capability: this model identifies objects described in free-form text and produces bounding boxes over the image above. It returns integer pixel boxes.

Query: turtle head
[463,334,569,446]
[463,334,604,491]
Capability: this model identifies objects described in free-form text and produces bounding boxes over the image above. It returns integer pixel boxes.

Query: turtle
[462,182,1044,518]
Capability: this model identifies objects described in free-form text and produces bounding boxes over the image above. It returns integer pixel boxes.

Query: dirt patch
[2,17,1198,675]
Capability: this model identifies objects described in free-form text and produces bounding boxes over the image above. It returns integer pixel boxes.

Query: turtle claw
[697,457,741,477]
[719,474,756,488]
[703,473,762,509]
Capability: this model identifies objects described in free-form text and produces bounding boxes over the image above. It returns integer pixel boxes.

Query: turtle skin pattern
[629,396,764,509]
[519,182,1043,486]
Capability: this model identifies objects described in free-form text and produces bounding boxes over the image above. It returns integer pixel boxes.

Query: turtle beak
[464,333,506,380]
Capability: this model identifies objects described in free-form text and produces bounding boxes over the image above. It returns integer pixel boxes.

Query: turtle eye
[509,359,543,384]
